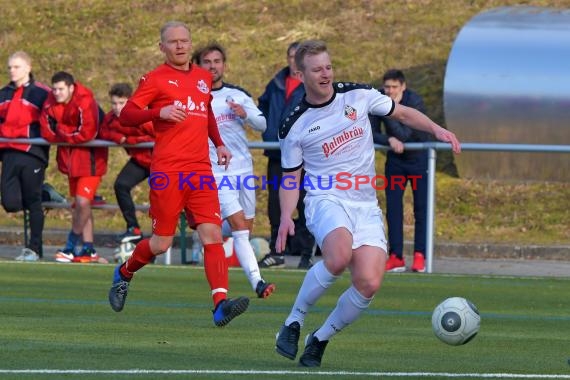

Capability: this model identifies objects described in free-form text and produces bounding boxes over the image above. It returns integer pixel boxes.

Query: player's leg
[299,205,387,367]
[73,176,102,262]
[187,174,249,325]
[221,178,275,298]
[276,199,349,360]
[109,175,181,312]
[114,159,148,241]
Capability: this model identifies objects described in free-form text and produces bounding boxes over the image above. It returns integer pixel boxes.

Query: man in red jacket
[108,21,249,327]
[40,71,108,263]
[0,51,50,261]
[98,82,154,244]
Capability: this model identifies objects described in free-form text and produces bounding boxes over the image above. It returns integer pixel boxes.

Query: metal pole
[425,148,437,273]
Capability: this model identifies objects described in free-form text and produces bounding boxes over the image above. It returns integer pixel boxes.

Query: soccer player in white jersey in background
[193,43,276,299]
[274,40,461,367]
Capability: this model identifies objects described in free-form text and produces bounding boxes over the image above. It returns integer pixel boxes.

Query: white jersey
[279,82,394,206]
[209,83,266,175]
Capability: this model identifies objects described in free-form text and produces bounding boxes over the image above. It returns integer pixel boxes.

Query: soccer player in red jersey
[108,21,249,326]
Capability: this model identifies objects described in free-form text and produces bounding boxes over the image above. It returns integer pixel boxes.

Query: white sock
[285,260,338,327]
[314,285,373,341]
[232,230,262,290]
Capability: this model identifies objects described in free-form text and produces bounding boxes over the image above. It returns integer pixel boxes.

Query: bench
[23,202,191,264]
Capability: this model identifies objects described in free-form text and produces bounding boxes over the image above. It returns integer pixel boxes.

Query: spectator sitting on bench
[39,71,108,263]
[98,82,154,245]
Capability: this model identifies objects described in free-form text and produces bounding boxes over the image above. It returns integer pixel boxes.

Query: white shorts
[304,197,387,252]
[216,174,256,220]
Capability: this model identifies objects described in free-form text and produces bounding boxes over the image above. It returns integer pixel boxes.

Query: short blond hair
[160,21,190,42]
[8,51,32,66]
[295,40,328,72]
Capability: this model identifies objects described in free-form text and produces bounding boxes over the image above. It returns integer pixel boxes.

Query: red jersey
[128,63,215,173]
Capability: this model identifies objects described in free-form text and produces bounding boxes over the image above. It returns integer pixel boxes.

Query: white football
[432,297,481,346]
[113,241,136,264]
[250,237,270,261]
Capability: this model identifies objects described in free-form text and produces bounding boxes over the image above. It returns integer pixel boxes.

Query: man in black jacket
[0,51,50,261]
[372,69,432,273]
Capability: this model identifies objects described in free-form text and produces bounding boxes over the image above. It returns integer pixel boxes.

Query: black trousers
[1,150,45,256]
[266,158,315,256]
[385,151,428,257]
[113,159,150,229]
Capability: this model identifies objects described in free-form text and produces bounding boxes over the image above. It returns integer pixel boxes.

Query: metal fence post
[425,147,437,273]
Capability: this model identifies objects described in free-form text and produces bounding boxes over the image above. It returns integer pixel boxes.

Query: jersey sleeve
[368,88,395,117]
[279,129,303,172]
[242,95,267,132]
[129,73,159,110]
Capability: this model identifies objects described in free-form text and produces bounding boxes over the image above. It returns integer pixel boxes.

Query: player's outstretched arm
[389,103,461,154]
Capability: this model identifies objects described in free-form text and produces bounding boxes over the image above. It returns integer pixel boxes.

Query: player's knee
[354,278,381,298]
[1,196,23,212]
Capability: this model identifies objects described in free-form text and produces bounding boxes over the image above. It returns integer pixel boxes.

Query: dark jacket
[0,75,50,164]
[40,82,108,177]
[372,88,433,147]
[258,66,305,160]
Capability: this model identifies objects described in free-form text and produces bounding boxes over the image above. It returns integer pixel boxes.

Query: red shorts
[149,171,222,236]
[68,176,101,201]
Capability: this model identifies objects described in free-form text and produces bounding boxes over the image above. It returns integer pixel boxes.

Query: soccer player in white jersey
[274,40,461,367]
[193,43,276,299]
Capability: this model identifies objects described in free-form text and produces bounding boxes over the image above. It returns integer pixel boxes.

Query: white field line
[0,369,569,378]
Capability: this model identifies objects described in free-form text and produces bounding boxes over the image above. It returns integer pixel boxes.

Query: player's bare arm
[276,168,302,254]
[159,104,187,123]
[389,103,461,154]
[215,145,232,170]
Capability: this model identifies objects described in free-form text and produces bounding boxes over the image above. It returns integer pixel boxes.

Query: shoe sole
[214,297,250,327]
[260,263,286,269]
[387,267,406,273]
[258,283,276,299]
[276,344,297,360]
[412,268,426,273]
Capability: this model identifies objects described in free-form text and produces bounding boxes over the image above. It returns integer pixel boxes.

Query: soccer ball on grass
[431,297,480,346]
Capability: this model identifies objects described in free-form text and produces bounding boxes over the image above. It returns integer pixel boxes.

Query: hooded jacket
[39,81,108,177]
[98,111,154,169]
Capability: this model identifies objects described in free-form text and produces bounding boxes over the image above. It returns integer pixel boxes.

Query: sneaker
[116,226,143,244]
[109,264,130,312]
[411,251,426,273]
[15,248,40,262]
[299,331,329,367]
[55,248,75,263]
[385,253,406,272]
[258,253,285,268]
[212,297,250,327]
[275,321,301,360]
[297,256,313,270]
[255,280,276,299]
[72,247,99,263]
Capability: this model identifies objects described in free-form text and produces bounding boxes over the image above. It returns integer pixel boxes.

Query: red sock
[121,239,154,280]
[226,250,240,267]
[203,243,228,307]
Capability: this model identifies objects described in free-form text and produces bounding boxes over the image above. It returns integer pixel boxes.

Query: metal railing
[1,137,568,272]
